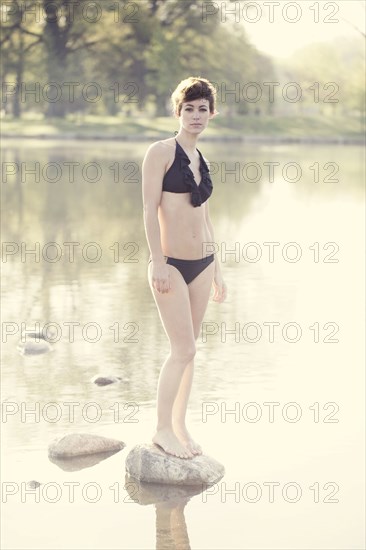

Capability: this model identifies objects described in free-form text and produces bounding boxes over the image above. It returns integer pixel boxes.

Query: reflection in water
[49,449,123,472]
[1,140,364,550]
[155,503,190,550]
[125,475,219,550]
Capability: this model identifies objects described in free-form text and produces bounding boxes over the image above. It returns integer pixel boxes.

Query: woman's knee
[170,344,196,365]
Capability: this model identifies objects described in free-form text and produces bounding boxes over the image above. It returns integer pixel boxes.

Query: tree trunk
[43,0,68,117]
[155,94,168,116]
[13,32,24,118]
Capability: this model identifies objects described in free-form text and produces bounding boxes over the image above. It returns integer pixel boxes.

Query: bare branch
[21,28,43,39]
[66,40,99,54]
[339,16,366,38]
[24,37,43,53]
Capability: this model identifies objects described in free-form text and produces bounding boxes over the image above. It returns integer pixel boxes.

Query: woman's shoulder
[147,138,175,152]
[143,139,177,172]
[146,138,175,155]
[144,138,176,161]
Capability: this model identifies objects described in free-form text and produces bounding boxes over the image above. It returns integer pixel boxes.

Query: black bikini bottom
[148,254,215,285]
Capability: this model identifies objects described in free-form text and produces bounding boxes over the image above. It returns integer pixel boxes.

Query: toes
[171,449,186,459]
[153,440,195,459]
[187,443,201,455]
[181,450,192,459]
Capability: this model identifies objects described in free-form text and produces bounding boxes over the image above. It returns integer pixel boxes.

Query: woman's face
[178,98,214,134]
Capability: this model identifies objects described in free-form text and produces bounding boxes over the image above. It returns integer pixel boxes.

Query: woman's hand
[212,271,227,303]
[151,260,171,294]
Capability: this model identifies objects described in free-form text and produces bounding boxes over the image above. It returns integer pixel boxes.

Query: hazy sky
[238,0,365,58]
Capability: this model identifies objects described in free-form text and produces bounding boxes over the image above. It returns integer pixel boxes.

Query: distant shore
[2,133,364,144]
[1,113,364,144]
[1,134,365,145]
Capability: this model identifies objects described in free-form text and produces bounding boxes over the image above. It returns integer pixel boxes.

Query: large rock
[48,433,125,458]
[125,443,225,486]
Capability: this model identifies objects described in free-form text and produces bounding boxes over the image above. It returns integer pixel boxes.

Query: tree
[1,1,42,116]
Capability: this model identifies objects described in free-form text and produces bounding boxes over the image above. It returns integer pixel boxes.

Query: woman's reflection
[125,474,220,550]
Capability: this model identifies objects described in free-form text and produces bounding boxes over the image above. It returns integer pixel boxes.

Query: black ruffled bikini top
[162,139,213,207]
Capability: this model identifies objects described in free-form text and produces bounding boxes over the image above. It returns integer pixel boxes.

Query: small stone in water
[91,375,123,386]
[27,480,41,489]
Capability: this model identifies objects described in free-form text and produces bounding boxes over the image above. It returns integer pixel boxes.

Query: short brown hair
[171,77,217,116]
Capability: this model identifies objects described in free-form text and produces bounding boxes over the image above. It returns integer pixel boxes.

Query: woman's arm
[204,199,227,303]
[142,142,166,263]
[204,199,222,275]
[202,154,222,275]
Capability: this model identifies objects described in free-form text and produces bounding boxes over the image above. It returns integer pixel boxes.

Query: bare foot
[152,428,194,459]
[173,424,203,456]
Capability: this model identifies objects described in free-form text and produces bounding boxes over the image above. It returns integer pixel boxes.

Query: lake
[1,139,365,549]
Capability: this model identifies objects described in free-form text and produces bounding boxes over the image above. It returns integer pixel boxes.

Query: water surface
[1,139,364,549]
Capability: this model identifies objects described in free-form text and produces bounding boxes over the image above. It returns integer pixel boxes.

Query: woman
[142,76,227,460]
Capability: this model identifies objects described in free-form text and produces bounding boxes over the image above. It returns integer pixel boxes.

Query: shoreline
[1,133,364,145]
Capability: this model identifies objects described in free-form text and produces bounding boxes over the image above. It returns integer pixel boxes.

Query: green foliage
[279,35,365,115]
[1,0,363,121]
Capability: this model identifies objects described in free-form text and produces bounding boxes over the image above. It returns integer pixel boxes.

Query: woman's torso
[157,138,213,260]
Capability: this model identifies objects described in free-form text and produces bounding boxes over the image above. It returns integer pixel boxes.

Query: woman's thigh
[188,261,215,340]
[148,263,196,355]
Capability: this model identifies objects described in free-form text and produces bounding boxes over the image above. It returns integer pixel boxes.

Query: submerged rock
[91,375,123,386]
[27,480,41,489]
[21,327,57,342]
[49,450,120,471]
[48,433,125,458]
[17,339,53,355]
[125,443,225,486]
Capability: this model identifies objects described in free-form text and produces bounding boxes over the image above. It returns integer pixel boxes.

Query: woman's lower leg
[155,352,194,431]
[152,350,196,458]
[172,359,203,455]
[172,359,194,426]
